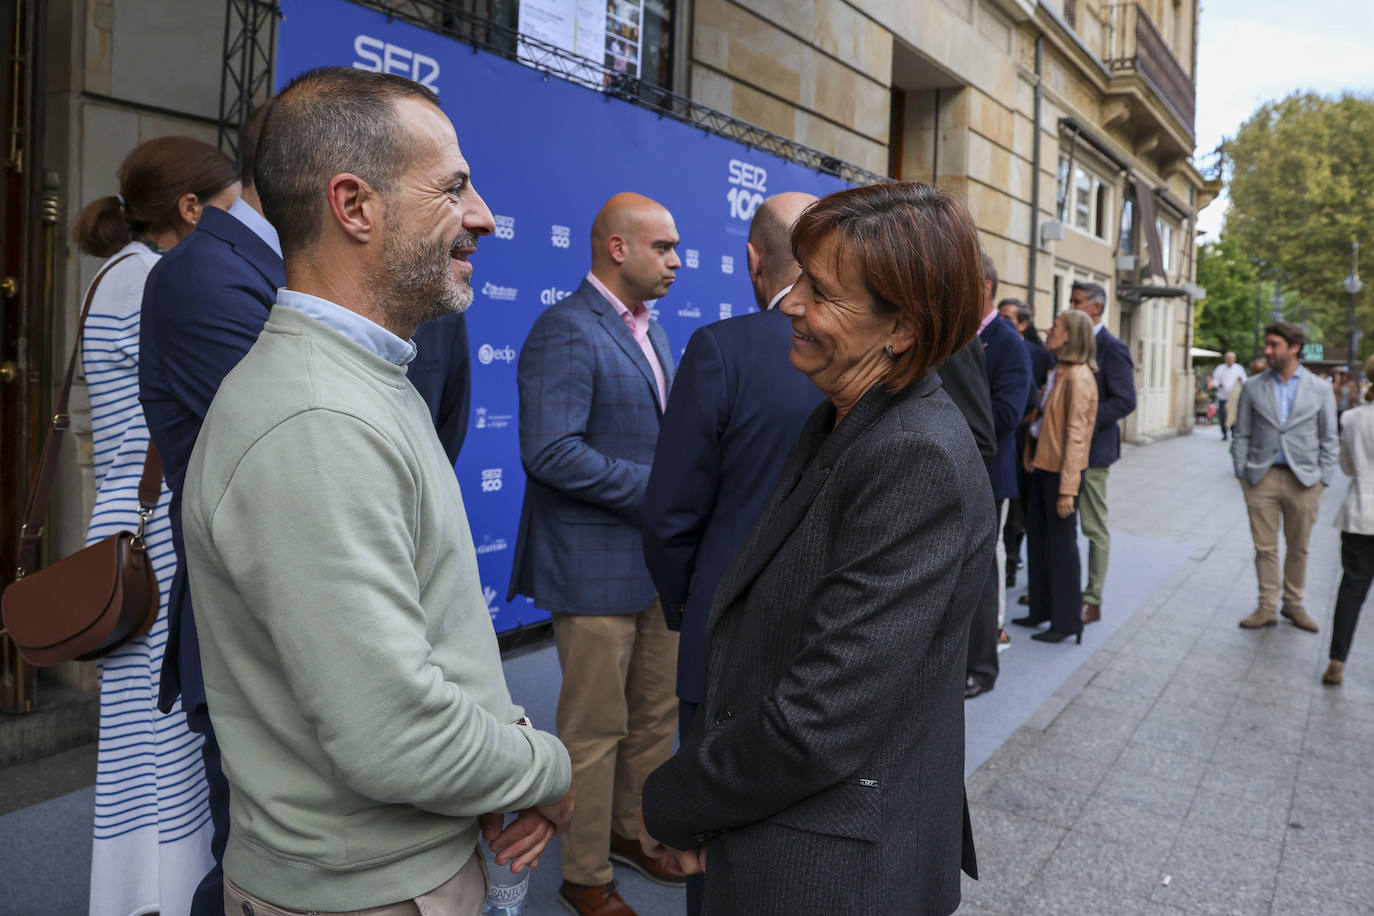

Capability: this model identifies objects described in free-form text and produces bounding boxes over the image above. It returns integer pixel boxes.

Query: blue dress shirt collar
[227,198,282,259]
[275,289,417,366]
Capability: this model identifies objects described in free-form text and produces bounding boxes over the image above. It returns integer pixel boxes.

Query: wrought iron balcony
[1105,3,1195,135]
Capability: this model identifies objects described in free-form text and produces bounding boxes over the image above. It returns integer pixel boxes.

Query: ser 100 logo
[353,36,439,92]
[727,159,768,221]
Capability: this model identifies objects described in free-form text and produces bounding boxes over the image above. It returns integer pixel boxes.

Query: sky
[1194,0,1374,239]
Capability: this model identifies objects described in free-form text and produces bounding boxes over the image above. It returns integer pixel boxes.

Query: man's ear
[746,240,762,281]
[607,233,628,266]
[325,173,378,243]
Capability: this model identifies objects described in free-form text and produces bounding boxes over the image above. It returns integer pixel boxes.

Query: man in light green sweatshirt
[182,67,573,915]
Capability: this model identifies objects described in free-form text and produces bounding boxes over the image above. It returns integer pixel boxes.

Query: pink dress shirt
[586,271,668,409]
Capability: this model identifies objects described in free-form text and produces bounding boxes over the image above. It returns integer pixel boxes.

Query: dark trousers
[968,499,1004,688]
[1004,495,1026,584]
[1332,532,1374,662]
[1218,399,1230,438]
[186,703,230,916]
[1026,470,1083,634]
[678,700,703,916]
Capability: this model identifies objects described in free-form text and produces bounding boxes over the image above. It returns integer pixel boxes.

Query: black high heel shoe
[1010,615,1048,628]
[1029,629,1082,644]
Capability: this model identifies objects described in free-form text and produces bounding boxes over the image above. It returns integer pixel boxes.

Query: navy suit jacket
[140,205,471,711]
[508,279,674,614]
[642,307,825,704]
[980,316,1033,501]
[1089,326,1137,467]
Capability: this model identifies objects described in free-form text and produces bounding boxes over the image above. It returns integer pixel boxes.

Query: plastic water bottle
[481,836,528,916]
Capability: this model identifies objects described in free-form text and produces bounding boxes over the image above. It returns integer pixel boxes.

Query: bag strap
[14,253,151,578]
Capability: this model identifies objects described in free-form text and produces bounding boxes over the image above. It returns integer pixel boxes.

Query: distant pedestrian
[1070,281,1137,626]
[1014,309,1098,644]
[998,298,1053,589]
[1324,355,1374,685]
[1211,351,1247,440]
[1233,322,1338,632]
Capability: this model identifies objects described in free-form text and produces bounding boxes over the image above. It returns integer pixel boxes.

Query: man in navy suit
[139,105,474,916]
[1070,280,1137,625]
[508,192,684,916]
[965,257,1032,699]
[998,298,1053,587]
[641,191,821,915]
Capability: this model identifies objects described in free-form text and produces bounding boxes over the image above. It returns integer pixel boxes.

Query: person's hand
[485,808,556,874]
[536,773,575,834]
[639,809,707,874]
[1056,495,1074,518]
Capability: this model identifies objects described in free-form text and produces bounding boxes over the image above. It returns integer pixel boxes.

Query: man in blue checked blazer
[508,192,684,916]
[139,106,473,916]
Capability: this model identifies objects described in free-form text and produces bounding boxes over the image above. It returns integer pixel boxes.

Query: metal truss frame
[218,0,888,186]
[217,0,281,161]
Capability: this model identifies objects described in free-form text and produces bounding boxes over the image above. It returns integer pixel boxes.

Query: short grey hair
[1071,280,1107,308]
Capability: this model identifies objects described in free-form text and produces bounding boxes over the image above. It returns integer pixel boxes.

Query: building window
[1155,219,1174,274]
[1057,154,1113,242]
[1119,196,1136,255]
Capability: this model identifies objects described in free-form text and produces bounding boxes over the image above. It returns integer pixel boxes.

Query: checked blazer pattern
[508,279,675,614]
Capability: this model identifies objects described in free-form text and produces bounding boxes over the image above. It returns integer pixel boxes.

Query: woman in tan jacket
[1012,309,1099,643]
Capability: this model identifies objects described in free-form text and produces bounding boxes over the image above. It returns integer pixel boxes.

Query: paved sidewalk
[959,429,1374,915]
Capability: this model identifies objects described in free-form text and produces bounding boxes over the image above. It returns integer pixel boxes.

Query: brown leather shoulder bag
[1,253,162,666]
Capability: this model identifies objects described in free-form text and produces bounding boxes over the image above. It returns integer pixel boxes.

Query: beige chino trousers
[552,599,679,886]
[1242,467,1323,616]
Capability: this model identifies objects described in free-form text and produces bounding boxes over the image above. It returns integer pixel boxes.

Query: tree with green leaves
[1224,92,1374,352]
[1195,235,1261,360]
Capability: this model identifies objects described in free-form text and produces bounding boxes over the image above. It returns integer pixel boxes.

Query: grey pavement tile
[1143,697,1231,737]
[1112,741,1210,789]
[1303,711,1374,748]
[1219,711,1307,755]
[1074,679,1161,720]
[1182,788,1291,842]
[1151,823,1283,914]
[997,740,1115,793]
[1302,728,1374,768]
[1295,754,1374,800]
[979,769,1092,829]
[1235,679,1316,717]
[1197,761,1296,809]
[1276,845,1374,910]
[1308,689,1374,726]
[1091,768,1198,822]
[960,804,1068,913]
[1012,827,1175,912]
[1131,718,1223,760]
[1037,706,1139,763]
[1269,887,1371,916]
[1072,794,1183,852]
[952,897,1008,916]
[1096,652,1178,695]
[1154,680,1241,720]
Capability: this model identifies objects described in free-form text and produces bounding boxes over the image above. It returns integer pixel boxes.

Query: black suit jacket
[938,337,996,460]
[642,307,825,704]
[642,375,992,915]
[140,206,471,711]
[1088,326,1137,467]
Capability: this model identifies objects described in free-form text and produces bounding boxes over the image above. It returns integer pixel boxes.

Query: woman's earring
[886,344,897,359]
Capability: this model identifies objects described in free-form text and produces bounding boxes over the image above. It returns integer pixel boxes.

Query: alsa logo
[727,159,767,220]
[551,225,571,248]
[482,282,517,301]
[494,215,516,240]
[541,287,573,305]
[480,468,503,492]
[477,344,517,365]
[353,36,439,92]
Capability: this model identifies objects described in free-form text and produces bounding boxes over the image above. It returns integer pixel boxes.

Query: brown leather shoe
[1081,603,1101,625]
[609,832,687,887]
[1281,606,1320,633]
[1239,609,1278,629]
[1323,660,1345,685]
[558,881,638,916]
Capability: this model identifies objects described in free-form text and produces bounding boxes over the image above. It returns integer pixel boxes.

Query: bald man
[509,192,683,915]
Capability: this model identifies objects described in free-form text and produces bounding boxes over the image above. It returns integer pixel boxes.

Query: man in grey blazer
[1232,322,1338,632]
[509,192,683,915]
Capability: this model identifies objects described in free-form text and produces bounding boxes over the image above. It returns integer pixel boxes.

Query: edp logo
[551,225,571,248]
[353,36,439,92]
[727,158,767,221]
[477,344,517,365]
[494,215,516,240]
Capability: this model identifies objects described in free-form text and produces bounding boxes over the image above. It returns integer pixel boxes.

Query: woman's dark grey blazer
[642,373,994,915]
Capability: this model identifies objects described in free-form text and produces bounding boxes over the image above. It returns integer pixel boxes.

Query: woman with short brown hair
[640,182,991,914]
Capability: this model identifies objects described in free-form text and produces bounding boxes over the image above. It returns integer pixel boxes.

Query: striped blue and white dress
[84,240,213,916]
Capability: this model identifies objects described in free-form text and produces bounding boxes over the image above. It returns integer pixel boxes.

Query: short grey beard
[376,228,473,332]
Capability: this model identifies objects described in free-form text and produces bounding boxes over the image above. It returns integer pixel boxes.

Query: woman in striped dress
[75,137,239,916]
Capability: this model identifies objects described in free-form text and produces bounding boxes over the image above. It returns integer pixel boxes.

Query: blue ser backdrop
[277,0,850,633]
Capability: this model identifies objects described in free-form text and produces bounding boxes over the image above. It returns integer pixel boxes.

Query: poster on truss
[518,0,643,86]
